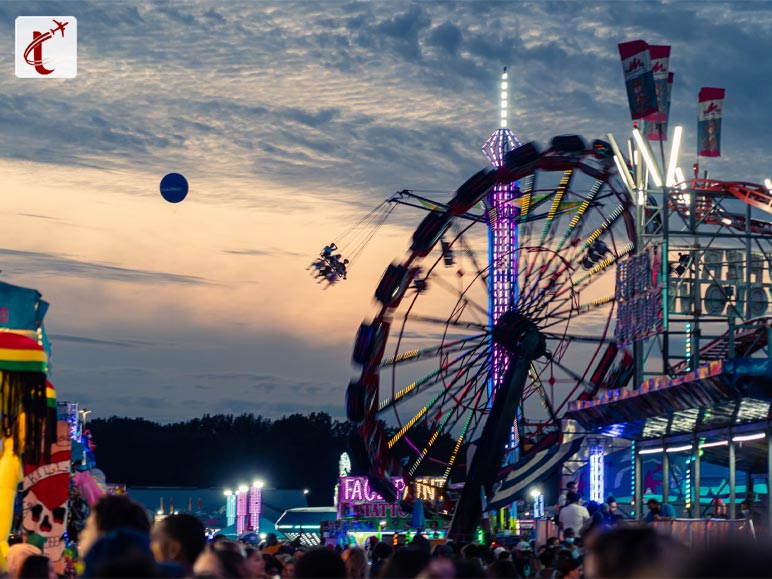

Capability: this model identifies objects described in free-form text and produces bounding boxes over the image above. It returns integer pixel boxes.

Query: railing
[649,518,756,547]
[513,518,755,549]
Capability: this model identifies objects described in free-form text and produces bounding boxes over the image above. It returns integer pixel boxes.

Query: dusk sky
[1,1,770,423]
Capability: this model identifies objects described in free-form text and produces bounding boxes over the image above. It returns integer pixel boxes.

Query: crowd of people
[3,491,769,578]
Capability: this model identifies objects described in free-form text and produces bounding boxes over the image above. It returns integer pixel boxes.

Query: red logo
[625,58,643,74]
[705,102,721,115]
[652,61,665,73]
[23,19,69,75]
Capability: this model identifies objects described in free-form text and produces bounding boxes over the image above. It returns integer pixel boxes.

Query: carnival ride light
[633,128,663,187]
[530,488,541,498]
[253,480,264,488]
[732,432,765,442]
[238,485,248,493]
[639,447,665,455]
[665,126,683,187]
[666,445,693,453]
[675,168,688,190]
[224,490,232,496]
[765,178,772,191]
[607,133,635,195]
[699,440,728,449]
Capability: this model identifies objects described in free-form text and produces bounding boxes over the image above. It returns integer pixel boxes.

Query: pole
[729,439,736,519]
[635,445,643,520]
[662,446,670,505]
[693,440,701,518]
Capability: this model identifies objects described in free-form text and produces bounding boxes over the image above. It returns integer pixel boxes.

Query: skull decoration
[23,478,68,550]
[22,421,71,573]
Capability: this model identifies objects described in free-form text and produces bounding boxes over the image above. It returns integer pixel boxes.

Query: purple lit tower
[482,68,522,461]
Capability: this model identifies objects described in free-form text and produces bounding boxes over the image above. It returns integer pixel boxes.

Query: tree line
[88,412,465,505]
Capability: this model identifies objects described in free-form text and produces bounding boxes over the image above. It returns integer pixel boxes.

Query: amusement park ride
[342,69,772,541]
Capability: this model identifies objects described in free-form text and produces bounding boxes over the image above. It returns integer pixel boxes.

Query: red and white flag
[698,87,725,157]
[618,40,659,120]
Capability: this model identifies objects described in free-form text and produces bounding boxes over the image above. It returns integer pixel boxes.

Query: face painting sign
[22,421,71,573]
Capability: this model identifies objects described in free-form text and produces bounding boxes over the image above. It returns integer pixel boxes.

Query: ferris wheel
[346,130,637,539]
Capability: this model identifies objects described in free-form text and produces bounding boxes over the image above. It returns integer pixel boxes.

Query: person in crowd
[293,547,346,579]
[244,546,267,578]
[151,513,206,576]
[341,546,367,579]
[370,541,393,578]
[381,547,431,578]
[739,499,762,530]
[604,497,625,524]
[17,554,56,579]
[558,492,590,536]
[261,532,281,556]
[488,557,519,579]
[553,550,581,579]
[513,541,534,578]
[6,544,43,579]
[560,528,581,560]
[643,498,675,522]
[82,527,162,578]
[546,536,561,550]
[77,494,151,558]
[583,526,686,578]
[193,543,250,578]
[263,553,283,579]
[558,481,577,508]
[536,549,555,578]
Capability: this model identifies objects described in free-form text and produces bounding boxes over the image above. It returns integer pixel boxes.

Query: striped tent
[488,436,585,511]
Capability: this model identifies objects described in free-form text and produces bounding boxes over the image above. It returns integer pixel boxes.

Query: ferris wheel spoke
[379,339,491,411]
[405,357,491,476]
[430,275,490,321]
[379,333,489,367]
[408,315,489,332]
[553,180,604,253]
[543,331,615,344]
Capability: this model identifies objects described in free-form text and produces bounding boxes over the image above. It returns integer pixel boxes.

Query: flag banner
[643,72,675,141]
[698,87,725,157]
[618,40,658,120]
[643,45,671,122]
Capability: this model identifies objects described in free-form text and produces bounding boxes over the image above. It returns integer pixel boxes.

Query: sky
[1,1,770,423]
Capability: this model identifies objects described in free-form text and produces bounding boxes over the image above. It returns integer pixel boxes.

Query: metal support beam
[729,439,736,519]
[768,428,772,535]
[634,446,643,520]
[662,446,670,505]
[693,441,701,518]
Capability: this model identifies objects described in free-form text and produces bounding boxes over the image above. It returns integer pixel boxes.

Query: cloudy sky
[1,1,770,422]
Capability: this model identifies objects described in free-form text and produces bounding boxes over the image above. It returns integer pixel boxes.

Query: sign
[615,244,664,345]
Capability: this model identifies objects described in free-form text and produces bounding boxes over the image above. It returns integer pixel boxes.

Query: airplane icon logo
[15,16,77,78]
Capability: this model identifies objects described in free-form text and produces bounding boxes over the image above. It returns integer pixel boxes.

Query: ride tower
[482,68,522,464]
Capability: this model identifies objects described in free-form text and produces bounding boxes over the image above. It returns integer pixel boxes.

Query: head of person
[193,543,250,578]
[341,546,368,579]
[293,547,346,579]
[373,541,393,561]
[244,546,266,578]
[565,491,580,505]
[18,554,55,579]
[151,513,206,571]
[547,536,560,548]
[607,499,618,512]
[563,528,576,544]
[646,498,661,514]
[6,544,43,579]
[515,541,532,558]
[739,500,752,516]
[566,481,577,492]
[78,495,151,557]
[586,500,600,516]
[82,528,159,578]
[381,547,430,579]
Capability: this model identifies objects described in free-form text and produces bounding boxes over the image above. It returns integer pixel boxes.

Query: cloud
[0,248,207,285]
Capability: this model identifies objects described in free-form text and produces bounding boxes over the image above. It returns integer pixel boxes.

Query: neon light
[236,487,248,535]
[340,476,406,503]
[665,126,683,187]
[589,446,604,503]
[249,484,262,532]
[732,432,766,442]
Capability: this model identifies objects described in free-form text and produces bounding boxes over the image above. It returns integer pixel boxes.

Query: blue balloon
[160,173,189,203]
